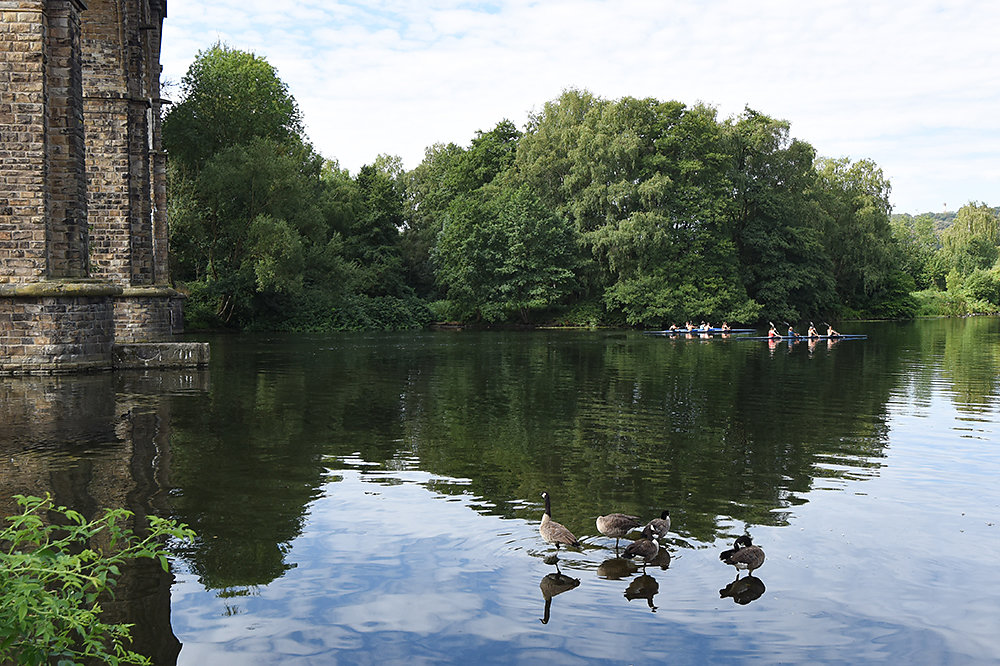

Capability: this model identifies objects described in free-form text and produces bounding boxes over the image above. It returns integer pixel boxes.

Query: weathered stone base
[0,281,117,374]
[0,281,209,374]
[113,342,210,370]
[115,286,185,342]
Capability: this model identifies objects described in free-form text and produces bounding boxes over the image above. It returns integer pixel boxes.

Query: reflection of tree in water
[384,330,900,541]
[938,318,1000,413]
[162,320,991,588]
[166,360,329,590]
[0,374,192,665]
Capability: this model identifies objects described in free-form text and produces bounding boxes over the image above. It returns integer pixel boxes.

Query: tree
[891,213,941,290]
[433,186,579,322]
[814,157,908,315]
[940,202,1000,278]
[346,158,409,298]
[726,109,836,321]
[169,137,323,324]
[581,100,758,324]
[515,88,604,220]
[402,121,523,298]
[162,45,427,331]
[163,43,304,172]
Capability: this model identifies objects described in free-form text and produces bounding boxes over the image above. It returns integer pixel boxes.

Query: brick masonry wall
[0,1,206,373]
[85,95,133,283]
[82,0,165,288]
[0,289,115,373]
[44,0,89,278]
[114,288,184,342]
[0,1,51,283]
[84,0,146,286]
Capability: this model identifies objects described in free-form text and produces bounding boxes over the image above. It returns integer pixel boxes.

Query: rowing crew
[767,322,839,339]
[668,321,732,332]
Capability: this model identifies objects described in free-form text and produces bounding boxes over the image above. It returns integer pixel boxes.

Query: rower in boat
[685,321,695,331]
[668,323,678,331]
[767,323,781,339]
[700,321,710,331]
[807,322,819,338]
[826,323,840,337]
[720,322,731,331]
[787,324,799,338]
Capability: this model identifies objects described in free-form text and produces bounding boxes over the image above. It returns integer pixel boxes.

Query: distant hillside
[892,206,999,232]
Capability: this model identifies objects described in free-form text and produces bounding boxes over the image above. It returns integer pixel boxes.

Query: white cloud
[160,0,1000,214]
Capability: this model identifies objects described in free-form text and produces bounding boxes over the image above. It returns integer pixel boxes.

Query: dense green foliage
[405,90,906,325]
[0,495,195,665]
[893,203,1000,315]
[164,45,428,331]
[164,45,995,330]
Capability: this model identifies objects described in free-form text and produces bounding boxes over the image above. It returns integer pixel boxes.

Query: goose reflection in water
[539,569,581,624]
[624,573,659,612]
[596,556,639,580]
[719,575,766,605]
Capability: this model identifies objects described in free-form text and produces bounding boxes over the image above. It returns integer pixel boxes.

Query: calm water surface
[2,318,999,664]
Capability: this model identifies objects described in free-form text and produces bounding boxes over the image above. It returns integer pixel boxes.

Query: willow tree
[940,202,1000,277]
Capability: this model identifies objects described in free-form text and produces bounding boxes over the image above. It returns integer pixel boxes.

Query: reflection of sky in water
[171,373,1000,666]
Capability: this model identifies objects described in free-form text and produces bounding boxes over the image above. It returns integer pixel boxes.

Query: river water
[2,318,999,664]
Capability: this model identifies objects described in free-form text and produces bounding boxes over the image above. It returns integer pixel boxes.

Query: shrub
[0,494,195,665]
[962,268,1000,305]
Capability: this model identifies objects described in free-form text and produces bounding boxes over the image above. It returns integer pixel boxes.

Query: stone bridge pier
[0,0,207,373]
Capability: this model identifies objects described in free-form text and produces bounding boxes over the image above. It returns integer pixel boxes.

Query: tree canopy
[164,45,429,331]
[165,46,995,330]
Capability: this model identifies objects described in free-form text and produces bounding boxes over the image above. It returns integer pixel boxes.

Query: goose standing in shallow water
[539,492,580,555]
[720,535,765,576]
[645,510,670,539]
[622,526,660,569]
[596,512,642,550]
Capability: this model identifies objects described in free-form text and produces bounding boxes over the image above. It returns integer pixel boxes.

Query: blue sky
[160,0,1000,215]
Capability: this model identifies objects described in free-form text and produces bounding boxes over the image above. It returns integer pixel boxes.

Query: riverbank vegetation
[0,495,195,665]
[163,45,999,331]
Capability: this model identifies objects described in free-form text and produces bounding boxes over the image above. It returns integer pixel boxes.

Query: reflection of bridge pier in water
[0,370,210,665]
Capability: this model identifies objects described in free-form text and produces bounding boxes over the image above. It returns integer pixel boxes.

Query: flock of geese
[538,491,766,616]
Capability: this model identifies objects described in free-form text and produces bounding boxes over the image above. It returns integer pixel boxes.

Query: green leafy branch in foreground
[0,494,196,665]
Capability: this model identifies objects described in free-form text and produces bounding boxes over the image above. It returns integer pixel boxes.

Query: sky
[159,0,1000,216]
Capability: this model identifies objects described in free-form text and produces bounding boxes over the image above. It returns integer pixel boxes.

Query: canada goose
[622,526,659,568]
[645,510,670,539]
[596,512,642,549]
[720,535,765,576]
[539,492,580,554]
